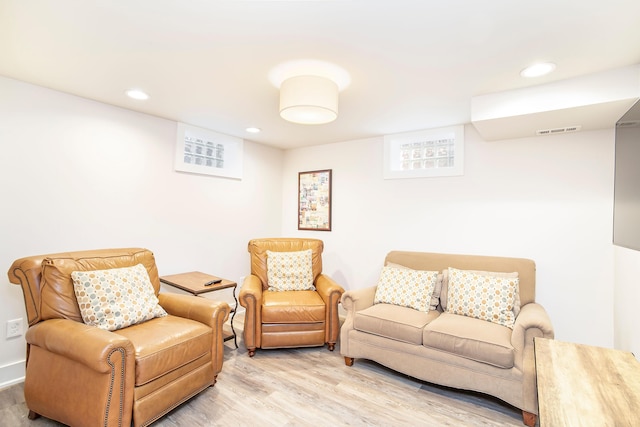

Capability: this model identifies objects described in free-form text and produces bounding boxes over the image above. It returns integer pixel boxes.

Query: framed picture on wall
[298,169,332,231]
[175,122,243,179]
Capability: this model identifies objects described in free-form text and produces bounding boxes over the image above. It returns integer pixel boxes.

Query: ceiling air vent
[536,125,582,136]
[617,120,640,128]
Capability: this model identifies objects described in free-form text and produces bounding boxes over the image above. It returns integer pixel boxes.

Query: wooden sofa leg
[28,410,40,420]
[522,411,536,427]
[344,357,354,366]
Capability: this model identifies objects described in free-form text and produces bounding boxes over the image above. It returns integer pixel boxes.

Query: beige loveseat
[340,251,554,427]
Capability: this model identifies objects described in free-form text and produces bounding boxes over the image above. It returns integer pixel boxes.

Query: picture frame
[175,122,243,179]
[383,125,464,179]
[298,169,332,231]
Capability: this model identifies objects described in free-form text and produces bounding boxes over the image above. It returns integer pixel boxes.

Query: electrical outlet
[6,318,23,338]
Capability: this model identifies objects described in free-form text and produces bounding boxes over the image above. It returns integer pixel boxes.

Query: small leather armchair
[7,248,230,427]
[238,238,344,357]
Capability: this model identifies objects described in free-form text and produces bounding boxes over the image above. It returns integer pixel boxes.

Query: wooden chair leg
[344,357,354,366]
[247,348,256,357]
[327,343,336,351]
[28,410,40,420]
[522,410,536,427]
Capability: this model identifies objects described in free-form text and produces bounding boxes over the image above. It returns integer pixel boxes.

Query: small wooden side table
[535,337,640,426]
[160,271,238,348]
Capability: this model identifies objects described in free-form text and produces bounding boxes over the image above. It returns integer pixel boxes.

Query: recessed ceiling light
[520,62,556,78]
[125,89,149,100]
[245,127,261,133]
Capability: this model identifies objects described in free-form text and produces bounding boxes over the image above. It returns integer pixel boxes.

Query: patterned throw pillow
[374,265,439,312]
[446,267,519,329]
[266,249,314,291]
[386,262,442,310]
[71,264,167,331]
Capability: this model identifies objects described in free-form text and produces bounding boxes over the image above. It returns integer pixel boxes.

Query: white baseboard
[0,359,25,390]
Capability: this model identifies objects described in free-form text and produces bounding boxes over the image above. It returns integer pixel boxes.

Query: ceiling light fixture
[279,75,338,124]
[245,127,261,133]
[125,89,149,100]
[520,62,556,78]
[269,59,350,125]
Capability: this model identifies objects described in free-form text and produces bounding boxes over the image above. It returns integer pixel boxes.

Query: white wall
[2,75,637,388]
[282,125,616,348]
[614,246,640,357]
[0,76,284,386]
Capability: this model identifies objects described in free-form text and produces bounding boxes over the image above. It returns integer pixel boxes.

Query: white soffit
[471,65,640,141]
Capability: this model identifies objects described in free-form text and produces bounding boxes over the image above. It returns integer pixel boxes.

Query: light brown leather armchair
[238,238,344,357]
[7,248,230,427]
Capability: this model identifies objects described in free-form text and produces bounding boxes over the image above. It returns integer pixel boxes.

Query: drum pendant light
[279,75,339,125]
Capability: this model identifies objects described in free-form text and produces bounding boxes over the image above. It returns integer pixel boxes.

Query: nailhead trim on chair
[105,347,127,427]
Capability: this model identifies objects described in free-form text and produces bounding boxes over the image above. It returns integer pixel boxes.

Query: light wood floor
[0,318,525,426]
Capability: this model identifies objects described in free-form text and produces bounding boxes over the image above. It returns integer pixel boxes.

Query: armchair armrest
[158,292,230,327]
[25,319,135,373]
[315,274,345,346]
[341,286,376,314]
[315,274,344,304]
[25,319,135,427]
[238,275,263,352]
[238,274,263,303]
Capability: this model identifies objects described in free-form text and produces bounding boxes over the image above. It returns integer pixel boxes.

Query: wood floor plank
[0,319,524,426]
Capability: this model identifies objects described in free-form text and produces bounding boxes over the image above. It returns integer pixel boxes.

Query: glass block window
[384,125,464,179]
[175,122,243,180]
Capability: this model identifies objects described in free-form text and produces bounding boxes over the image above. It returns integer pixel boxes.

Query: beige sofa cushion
[423,312,515,368]
[354,303,440,345]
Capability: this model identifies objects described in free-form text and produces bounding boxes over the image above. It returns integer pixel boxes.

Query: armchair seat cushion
[423,313,514,368]
[262,290,325,323]
[354,304,440,345]
[114,315,212,386]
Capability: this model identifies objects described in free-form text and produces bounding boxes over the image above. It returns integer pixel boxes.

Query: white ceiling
[1,0,639,149]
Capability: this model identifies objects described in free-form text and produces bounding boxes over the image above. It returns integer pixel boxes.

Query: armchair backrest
[7,248,159,326]
[248,238,323,290]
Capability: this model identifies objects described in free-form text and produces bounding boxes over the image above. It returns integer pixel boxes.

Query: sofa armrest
[511,302,554,415]
[341,286,376,314]
[512,303,554,344]
[25,319,135,373]
[238,274,263,351]
[158,292,230,327]
[511,303,554,366]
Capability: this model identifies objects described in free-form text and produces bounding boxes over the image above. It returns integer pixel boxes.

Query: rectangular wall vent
[536,125,582,136]
[617,120,640,128]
